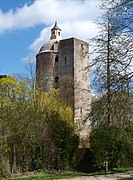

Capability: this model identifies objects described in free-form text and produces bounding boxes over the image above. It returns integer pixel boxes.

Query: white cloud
[29,26,50,54]
[30,21,99,54]
[0,0,100,32]
[0,0,101,56]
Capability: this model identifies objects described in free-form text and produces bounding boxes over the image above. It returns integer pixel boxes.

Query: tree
[91,91,133,126]
[89,0,133,171]
[0,76,79,177]
[33,89,79,170]
[90,124,133,170]
[90,0,133,125]
[0,76,19,176]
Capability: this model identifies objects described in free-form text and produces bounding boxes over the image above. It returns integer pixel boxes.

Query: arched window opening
[54,76,59,89]
[55,55,59,62]
[65,56,67,65]
[58,32,60,36]
[64,82,67,88]
[55,76,59,83]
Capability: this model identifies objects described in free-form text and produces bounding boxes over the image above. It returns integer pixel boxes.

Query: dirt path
[61,171,133,180]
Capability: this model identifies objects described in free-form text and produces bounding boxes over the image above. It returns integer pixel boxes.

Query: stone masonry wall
[36,52,57,91]
[74,38,91,145]
[58,38,74,107]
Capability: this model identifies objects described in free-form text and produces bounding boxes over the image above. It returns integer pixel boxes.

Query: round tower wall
[36,52,56,91]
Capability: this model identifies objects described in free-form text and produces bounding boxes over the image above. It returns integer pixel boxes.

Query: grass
[1,173,65,180]
[0,172,99,180]
[1,167,133,180]
[9,174,66,180]
[6,170,108,179]
[111,167,133,173]
[119,178,133,180]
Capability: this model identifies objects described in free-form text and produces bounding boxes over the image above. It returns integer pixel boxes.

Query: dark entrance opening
[55,55,59,62]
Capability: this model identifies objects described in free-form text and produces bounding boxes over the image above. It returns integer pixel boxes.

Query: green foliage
[0,76,79,177]
[47,113,79,170]
[119,178,133,180]
[90,124,133,170]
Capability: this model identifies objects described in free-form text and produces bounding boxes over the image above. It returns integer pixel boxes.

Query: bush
[90,124,133,170]
[47,113,79,170]
[0,77,79,176]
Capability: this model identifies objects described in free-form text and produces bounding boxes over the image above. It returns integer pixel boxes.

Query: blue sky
[0,0,42,75]
[0,0,100,76]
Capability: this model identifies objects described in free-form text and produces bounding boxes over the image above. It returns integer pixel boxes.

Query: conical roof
[51,21,61,31]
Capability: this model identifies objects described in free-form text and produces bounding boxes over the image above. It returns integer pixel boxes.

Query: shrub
[90,124,133,170]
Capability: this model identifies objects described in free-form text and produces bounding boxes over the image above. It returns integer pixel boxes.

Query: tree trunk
[107,12,111,124]
[12,145,17,174]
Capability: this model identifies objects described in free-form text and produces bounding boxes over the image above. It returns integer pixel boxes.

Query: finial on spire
[51,21,61,31]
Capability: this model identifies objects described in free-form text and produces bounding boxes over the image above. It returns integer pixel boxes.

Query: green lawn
[5,171,106,180]
[112,167,133,173]
[1,167,133,180]
[119,178,133,180]
[10,175,64,180]
[5,174,133,180]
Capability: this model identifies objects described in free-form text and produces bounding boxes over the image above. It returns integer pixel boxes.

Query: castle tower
[36,22,91,146]
[36,22,60,91]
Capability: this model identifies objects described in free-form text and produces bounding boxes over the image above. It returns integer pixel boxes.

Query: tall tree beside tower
[91,0,133,125]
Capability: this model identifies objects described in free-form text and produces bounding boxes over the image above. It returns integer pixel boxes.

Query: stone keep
[36,22,91,143]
